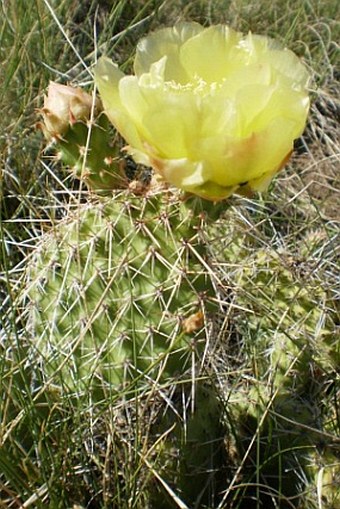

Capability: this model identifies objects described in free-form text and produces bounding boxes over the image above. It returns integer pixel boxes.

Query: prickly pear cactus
[30,81,228,505]
[236,247,338,389]
[221,239,339,507]
[27,188,219,396]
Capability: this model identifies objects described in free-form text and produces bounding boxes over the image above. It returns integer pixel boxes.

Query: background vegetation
[0,0,339,508]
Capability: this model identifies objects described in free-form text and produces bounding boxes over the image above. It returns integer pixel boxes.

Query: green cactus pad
[232,247,338,391]
[26,189,218,397]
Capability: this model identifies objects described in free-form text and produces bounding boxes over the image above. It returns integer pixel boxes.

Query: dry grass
[0,1,339,508]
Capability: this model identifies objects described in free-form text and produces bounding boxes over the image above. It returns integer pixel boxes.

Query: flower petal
[94,57,144,150]
[179,25,242,83]
[134,22,204,83]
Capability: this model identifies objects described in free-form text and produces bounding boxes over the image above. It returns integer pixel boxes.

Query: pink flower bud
[40,82,101,140]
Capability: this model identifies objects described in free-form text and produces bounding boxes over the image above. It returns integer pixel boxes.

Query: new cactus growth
[39,81,122,192]
[56,113,123,191]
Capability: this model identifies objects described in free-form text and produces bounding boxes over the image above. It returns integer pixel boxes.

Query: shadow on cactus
[148,382,227,508]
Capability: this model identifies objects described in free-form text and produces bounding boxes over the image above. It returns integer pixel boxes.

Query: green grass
[1,1,339,508]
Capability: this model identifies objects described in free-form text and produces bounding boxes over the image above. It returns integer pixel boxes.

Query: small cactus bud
[38,82,125,192]
[40,82,101,140]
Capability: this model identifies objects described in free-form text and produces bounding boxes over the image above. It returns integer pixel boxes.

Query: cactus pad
[27,189,218,397]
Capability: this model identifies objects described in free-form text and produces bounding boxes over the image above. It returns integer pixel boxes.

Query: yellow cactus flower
[94,23,310,200]
[40,82,101,140]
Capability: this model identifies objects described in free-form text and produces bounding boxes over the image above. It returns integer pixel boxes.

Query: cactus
[26,187,222,397]
[35,82,220,395]
[21,80,231,507]
[221,242,339,508]
[28,80,337,508]
[24,176,227,508]
[237,248,338,389]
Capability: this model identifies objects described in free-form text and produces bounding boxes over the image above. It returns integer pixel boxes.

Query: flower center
[164,77,221,96]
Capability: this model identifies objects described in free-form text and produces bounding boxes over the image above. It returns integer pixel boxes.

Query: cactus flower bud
[40,82,101,140]
[94,22,310,200]
[38,82,122,192]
